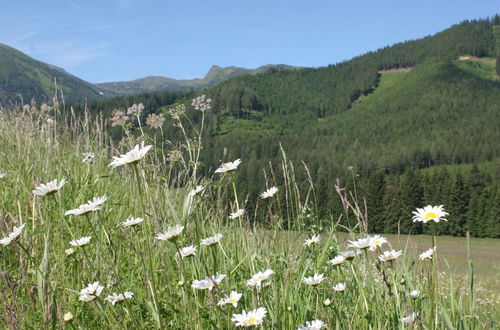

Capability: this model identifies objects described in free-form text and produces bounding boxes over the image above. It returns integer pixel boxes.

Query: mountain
[0,43,105,104]
[95,64,299,96]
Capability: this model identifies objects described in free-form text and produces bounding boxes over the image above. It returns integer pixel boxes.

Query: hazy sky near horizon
[0,0,498,83]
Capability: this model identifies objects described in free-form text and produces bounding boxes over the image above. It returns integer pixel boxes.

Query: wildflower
[402,312,418,324]
[82,152,95,164]
[0,172,6,179]
[215,159,241,173]
[191,274,226,290]
[247,269,275,288]
[109,142,152,168]
[348,235,387,251]
[110,109,129,127]
[218,291,243,307]
[122,217,144,228]
[340,250,361,260]
[328,255,346,266]
[0,224,26,246]
[105,291,133,305]
[302,274,325,286]
[32,179,67,196]
[232,307,267,327]
[70,236,91,247]
[201,233,224,246]
[79,282,104,302]
[260,186,279,199]
[333,282,346,292]
[410,290,420,298]
[65,196,107,216]
[298,319,325,330]
[191,95,212,112]
[65,248,75,256]
[323,298,331,306]
[419,247,436,260]
[126,103,145,116]
[188,185,204,196]
[304,234,320,247]
[155,225,184,241]
[176,245,197,259]
[230,209,245,219]
[412,205,448,223]
[63,312,74,323]
[378,250,403,262]
[146,113,165,129]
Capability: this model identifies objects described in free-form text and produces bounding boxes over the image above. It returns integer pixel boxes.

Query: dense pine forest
[68,17,500,237]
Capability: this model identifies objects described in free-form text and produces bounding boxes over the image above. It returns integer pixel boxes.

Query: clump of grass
[0,99,497,329]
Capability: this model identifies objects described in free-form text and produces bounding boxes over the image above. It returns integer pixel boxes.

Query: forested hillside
[72,17,500,237]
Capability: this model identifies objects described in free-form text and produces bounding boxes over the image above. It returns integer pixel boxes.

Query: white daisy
[217,291,243,307]
[412,205,448,223]
[105,291,133,305]
[260,186,279,199]
[215,159,241,173]
[409,290,420,298]
[0,172,6,179]
[332,282,346,292]
[378,250,403,262]
[419,247,436,260]
[79,282,104,302]
[63,312,74,323]
[0,224,26,246]
[247,269,275,288]
[188,185,205,196]
[191,274,226,291]
[65,196,107,216]
[65,248,75,256]
[201,233,224,246]
[33,179,67,196]
[302,273,325,286]
[298,319,325,330]
[229,209,245,219]
[176,245,197,259]
[109,142,152,168]
[122,217,144,228]
[70,236,91,247]
[82,152,95,164]
[348,235,387,251]
[340,250,361,260]
[155,225,184,241]
[328,255,346,266]
[402,312,418,324]
[232,307,267,327]
[304,234,320,247]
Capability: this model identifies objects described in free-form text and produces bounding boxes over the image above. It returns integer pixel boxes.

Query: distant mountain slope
[95,64,299,96]
[0,43,105,104]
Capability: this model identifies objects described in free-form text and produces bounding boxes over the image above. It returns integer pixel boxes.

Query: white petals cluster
[247,269,274,288]
[201,233,224,246]
[0,224,26,246]
[304,234,320,247]
[347,235,387,251]
[70,236,91,247]
[155,225,184,241]
[176,245,197,259]
[65,196,107,216]
[33,179,67,196]
[215,159,241,173]
[302,273,325,286]
[298,319,325,330]
[230,209,245,219]
[188,185,204,196]
[122,217,144,228]
[79,282,104,302]
[109,142,152,168]
[217,291,242,307]
[105,291,133,305]
[402,312,418,324]
[82,152,95,164]
[340,250,361,260]
[260,186,279,199]
[332,282,346,292]
[412,205,448,223]
[409,290,421,298]
[378,250,403,262]
[328,255,346,266]
[419,247,436,260]
[232,307,267,327]
[191,274,226,291]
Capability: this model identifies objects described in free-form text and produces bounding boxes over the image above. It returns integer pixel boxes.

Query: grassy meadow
[0,101,499,329]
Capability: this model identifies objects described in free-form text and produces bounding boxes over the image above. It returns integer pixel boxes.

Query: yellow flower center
[230,298,237,303]
[374,240,381,245]
[424,212,438,220]
[249,316,256,324]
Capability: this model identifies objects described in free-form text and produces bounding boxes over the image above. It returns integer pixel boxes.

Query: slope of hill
[0,43,105,104]
[95,64,298,96]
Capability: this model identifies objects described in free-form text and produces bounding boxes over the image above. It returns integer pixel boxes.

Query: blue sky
[0,0,498,83]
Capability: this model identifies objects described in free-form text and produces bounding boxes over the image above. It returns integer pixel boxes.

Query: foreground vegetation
[0,100,498,329]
